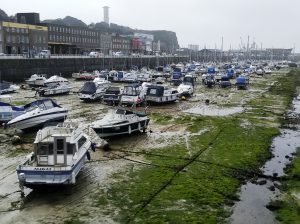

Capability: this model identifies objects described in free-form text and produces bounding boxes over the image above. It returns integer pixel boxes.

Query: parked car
[39,50,51,58]
[89,51,102,57]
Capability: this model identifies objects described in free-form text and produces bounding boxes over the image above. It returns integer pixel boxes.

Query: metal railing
[0,54,188,60]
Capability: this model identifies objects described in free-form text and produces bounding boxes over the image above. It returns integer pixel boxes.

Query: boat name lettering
[34,167,52,171]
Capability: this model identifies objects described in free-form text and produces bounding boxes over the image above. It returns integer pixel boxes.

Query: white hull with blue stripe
[16,123,93,193]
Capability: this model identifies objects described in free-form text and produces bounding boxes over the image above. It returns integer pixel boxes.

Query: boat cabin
[121,83,145,105]
[146,85,178,104]
[34,124,89,166]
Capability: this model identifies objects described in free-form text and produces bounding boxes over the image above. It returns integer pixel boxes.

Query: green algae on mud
[85,69,300,223]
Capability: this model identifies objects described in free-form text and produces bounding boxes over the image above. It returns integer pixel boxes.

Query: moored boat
[79,79,111,102]
[8,99,68,131]
[37,83,72,96]
[0,82,19,94]
[120,83,145,105]
[16,122,93,194]
[145,85,178,104]
[25,74,47,87]
[45,75,69,87]
[92,107,150,138]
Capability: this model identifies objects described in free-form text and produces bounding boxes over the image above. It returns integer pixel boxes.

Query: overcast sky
[2,0,299,52]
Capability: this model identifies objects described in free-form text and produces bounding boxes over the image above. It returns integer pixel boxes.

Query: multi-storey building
[100,33,112,55]
[0,21,48,54]
[134,33,154,53]
[132,37,145,54]
[44,24,102,54]
[111,34,131,55]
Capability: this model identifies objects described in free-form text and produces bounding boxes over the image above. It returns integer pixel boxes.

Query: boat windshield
[124,86,139,96]
[25,99,56,112]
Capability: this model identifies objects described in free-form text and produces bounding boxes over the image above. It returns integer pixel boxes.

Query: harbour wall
[0,56,188,82]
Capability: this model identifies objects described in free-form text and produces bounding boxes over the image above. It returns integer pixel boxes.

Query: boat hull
[8,110,68,131]
[17,152,87,189]
[26,80,45,87]
[39,88,70,96]
[146,95,178,104]
[93,118,150,138]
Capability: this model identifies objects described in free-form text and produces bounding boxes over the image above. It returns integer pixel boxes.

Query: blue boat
[226,69,236,79]
[171,72,182,86]
[236,76,249,89]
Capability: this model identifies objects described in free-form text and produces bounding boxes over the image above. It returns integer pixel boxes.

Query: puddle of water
[184,105,244,116]
[262,129,300,177]
[230,181,280,224]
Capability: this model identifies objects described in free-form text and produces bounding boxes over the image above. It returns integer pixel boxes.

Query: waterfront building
[44,23,102,54]
[99,33,112,55]
[134,33,154,54]
[0,21,48,54]
[111,33,131,55]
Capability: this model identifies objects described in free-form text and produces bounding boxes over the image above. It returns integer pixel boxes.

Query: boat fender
[71,171,76,184]
[91,142,96,152]
[86,151,91,160]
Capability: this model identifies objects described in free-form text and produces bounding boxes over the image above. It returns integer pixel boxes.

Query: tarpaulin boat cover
[146,85,164,97]
[105,86,121,94]
[183,76,194,84]
[173,67,182,73]
[236,77,247,84]
[80,82,97,94]
[221,76,230,81]
[172,73,182,79]
[207,67,216,74]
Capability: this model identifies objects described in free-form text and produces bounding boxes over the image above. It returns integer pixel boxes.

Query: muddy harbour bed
[0,69,300,223]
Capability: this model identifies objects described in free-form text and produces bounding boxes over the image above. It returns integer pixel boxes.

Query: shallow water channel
[230,96,300,224]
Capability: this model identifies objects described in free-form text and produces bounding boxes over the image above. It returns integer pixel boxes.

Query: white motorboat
[263,67,272,74]
[120,83,146,105]
[123,72,138,83]
[0,82,19,94]
[16,122,93,193]
[45,75,69,87]
[92,107,150,138]
[256,68,264,76]
[79,78,111,102]
[0,95,25,122]
[177,83,194,97]
[137,73,152,82]
[72,70,100,80]
[37,83,72,96]
[8,99,68,131]
[145,85,178,104]
[25,74,47,87]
